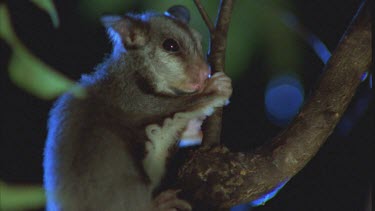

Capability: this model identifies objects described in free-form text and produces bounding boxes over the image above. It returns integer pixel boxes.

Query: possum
[43,5,232,211]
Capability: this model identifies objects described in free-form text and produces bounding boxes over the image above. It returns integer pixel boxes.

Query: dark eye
[162,38,180,52]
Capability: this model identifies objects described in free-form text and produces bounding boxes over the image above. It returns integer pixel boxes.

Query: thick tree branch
[200,0,235,146]
[178,0,371,209]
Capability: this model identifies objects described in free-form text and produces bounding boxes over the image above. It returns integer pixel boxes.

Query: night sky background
[0,0,372,211]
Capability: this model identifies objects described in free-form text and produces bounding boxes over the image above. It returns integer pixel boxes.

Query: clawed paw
[152,189,192,211]
[204,72,232,100]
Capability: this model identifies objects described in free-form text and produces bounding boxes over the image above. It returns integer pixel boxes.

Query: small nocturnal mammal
[44,5,232,211]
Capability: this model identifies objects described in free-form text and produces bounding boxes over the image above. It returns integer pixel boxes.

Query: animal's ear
[101,15,149,49]
[165,5,190,24]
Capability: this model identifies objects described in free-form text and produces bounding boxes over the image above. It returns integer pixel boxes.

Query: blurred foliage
[0,4,85,100]
[79,0,135,20]
[227,0,300,78]
[30,0,60,27]
[0,180,45,210]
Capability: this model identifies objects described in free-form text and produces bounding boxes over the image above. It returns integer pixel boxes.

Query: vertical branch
[197,0,235,146]
[209,0,235,74]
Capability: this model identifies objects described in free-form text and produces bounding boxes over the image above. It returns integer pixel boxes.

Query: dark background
[0,0,372,210]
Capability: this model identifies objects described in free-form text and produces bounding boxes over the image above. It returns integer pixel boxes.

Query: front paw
[152,189,192,211]
[204,72,232,105]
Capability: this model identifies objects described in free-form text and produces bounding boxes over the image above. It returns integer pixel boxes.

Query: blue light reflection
[250,179,289,207]
[307,34,331,64]
[230,179,290,210]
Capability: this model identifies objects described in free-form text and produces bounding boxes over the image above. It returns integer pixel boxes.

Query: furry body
[44,6,231,211]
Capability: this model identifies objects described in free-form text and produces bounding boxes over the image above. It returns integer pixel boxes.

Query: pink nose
[184,62,211,93]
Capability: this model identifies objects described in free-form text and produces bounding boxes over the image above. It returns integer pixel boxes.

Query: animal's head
[102,5,211,96]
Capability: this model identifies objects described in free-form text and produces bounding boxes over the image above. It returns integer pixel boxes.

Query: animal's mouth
[169,78,208,96]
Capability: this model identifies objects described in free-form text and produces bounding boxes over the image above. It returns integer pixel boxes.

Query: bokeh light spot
[265,76,304,126]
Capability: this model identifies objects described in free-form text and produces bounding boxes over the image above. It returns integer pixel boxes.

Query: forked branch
[180,0,371,209]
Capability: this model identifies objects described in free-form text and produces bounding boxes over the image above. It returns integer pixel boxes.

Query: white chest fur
[143,112,190,188]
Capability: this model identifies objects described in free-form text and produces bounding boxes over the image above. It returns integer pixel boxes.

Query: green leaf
[0,4,85,100]
[30,0,59,27]
[8,45,85,100]
[0,181,45,210]
[0,4,18,44]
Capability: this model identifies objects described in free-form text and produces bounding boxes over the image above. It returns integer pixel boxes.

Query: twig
[201,0,235,146]
[193,0,215,33]
[179,0,371,209]
[208,0,235,74]
[216,0,235,35]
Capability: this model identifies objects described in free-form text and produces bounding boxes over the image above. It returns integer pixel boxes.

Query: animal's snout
[195,62,211,82]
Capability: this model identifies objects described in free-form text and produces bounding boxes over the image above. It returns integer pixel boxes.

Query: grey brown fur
[44,6,232,211]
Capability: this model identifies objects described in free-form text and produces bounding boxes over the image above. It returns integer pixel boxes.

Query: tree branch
[201,0,235,146]
[178,0,371,209]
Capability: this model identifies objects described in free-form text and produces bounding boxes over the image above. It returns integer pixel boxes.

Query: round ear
[101,15,149,49]
[165,5,190,24]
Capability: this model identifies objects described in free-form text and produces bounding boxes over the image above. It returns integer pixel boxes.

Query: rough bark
[177,1,371,210]
[196,0,235,146]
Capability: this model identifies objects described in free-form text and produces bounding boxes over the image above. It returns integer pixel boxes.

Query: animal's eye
[162,38,180,52]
